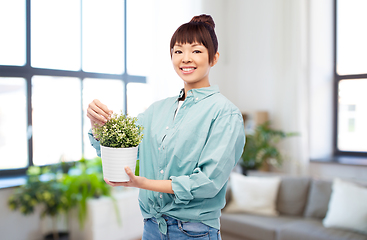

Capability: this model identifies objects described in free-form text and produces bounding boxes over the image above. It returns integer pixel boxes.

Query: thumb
[125,166,134,178]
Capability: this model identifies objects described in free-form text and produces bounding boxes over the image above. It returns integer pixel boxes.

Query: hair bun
[190,14,215,29]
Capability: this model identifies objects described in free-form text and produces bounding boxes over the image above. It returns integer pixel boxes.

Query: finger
[104,178,115,186]
[93,99,113,117]
[87,107,108,124]
[87,104,110,124]
[88,100,112,123]
[105,178,131,187]
[87,107,110,123]
[87,112,106,126]
[124,166,135,179]
[105,178,125,187]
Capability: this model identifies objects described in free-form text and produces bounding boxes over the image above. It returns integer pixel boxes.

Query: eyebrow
[174,43,204,47]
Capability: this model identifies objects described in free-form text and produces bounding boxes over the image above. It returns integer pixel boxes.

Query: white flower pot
[68,189,143,240]
[100,146,138,182]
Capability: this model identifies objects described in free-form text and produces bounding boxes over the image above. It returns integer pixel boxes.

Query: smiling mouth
[180,67,196,73]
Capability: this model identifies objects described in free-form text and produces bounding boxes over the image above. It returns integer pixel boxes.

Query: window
[0,0,146,177]
[334,0,367,156]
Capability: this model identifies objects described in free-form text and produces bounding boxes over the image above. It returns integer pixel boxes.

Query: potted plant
[7,157,118,240]
[8,166,71,240]
[93,112,144,182]
[62,157,119,230]
[240,121,298,175]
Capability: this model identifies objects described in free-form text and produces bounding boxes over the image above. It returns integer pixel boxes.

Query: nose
[182,59,192,64]
[182,53,192,63]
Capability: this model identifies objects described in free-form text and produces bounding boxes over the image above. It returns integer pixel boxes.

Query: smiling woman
[171,43,218,90]
[86,14,246,240]
[170,15,218,63]
[170,15,220,97]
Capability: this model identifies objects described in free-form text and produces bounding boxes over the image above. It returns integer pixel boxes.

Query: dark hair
[170,14,218,63]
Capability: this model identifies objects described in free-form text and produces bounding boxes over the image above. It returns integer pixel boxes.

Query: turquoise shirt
[88,85,245,234]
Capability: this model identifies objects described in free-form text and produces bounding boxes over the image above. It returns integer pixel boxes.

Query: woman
[87,14,245,240]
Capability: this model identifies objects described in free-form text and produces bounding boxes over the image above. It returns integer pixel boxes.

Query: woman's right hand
[86,99,113,128]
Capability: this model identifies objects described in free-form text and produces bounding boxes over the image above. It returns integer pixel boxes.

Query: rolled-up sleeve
[170,112,245,204]
[88,129,101,157]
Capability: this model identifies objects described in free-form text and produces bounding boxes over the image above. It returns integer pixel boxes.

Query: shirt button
[160,194,163,199]
[184,106,186,109]
[196,97,198,101]
[160,169,164,174]
[166,126,169,129]
[158,147,160,150]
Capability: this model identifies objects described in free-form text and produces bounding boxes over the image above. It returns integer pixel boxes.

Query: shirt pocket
[178,221,210,238]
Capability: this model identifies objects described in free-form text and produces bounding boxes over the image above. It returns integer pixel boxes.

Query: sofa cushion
[220,213,301,240]
[323,178,367,235]
[278,218,367,240]
[304,179,332,218]
[276,176,311,216]
[224,173,281,216]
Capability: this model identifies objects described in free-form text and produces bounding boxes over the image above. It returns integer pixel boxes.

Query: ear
[210,52,220,67]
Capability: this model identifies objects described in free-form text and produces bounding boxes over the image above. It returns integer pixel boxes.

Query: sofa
[220,173,367,240]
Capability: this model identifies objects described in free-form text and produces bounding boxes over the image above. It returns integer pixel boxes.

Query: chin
[182,79,200,85]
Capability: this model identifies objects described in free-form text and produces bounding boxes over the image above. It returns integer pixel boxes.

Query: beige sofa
[220,176,367,240]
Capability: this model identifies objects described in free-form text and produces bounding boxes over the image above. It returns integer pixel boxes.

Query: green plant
[93,111,144,148]
[8,157,118,239]
[241,121,298,173]
[62,157,119,229]
[8,166,71,240]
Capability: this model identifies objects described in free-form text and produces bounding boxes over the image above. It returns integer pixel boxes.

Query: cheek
[171,57,180,68]
[197,56,209,66]
[172,60,181,74]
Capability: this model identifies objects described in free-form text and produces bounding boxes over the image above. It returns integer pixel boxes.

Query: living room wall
[201,0,367,179]
[202,0,309,175]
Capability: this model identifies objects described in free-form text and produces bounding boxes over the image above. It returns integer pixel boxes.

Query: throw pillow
[323,178,367,234]
[224,172,281,216]
[304,179,332,219]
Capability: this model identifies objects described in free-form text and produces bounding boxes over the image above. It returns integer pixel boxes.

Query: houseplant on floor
[93,111,144,182]
[8,157,117,240]
[240,121,298,175]
[8,166,71,240]
[62,157,118,230]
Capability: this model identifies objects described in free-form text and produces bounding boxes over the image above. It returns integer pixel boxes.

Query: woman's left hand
[104,167,174,194]
[104,166,146,188]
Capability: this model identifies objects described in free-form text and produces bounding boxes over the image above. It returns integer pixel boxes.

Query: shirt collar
[177,85,220,102]
[178,88,185,101]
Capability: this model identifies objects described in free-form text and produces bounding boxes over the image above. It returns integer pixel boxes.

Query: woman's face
[171,42,217,88]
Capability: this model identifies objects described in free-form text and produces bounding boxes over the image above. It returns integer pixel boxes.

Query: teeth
[182,68,195,72]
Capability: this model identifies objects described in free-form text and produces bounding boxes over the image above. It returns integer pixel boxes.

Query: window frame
[333,0,367,158]
[0,0,146,178]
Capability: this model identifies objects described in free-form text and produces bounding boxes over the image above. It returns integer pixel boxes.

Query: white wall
[202,0,279,112]
[202,0,367,177]
[202,0,310,175]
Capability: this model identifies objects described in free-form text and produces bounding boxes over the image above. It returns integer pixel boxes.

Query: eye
[193,50,202,53]
[174,50,182,54]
